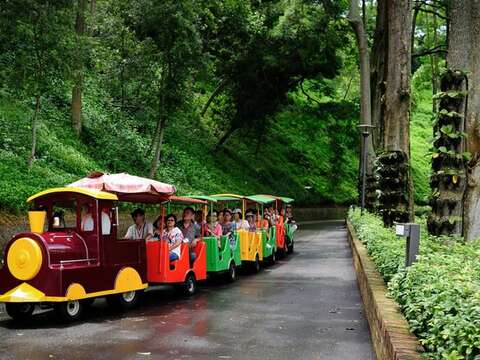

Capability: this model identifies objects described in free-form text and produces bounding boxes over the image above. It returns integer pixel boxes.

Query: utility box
[395,223,420,267]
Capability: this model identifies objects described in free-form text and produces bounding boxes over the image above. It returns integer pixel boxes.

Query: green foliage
[349,208,480,359]
[411,72,437,205]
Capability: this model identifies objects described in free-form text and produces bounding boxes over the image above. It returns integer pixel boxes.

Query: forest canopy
[0,0,434,212]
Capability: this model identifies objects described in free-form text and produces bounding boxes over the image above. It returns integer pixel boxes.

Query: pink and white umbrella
[68,172,176,203]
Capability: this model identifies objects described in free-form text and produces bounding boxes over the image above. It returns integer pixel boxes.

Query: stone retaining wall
[346,221,424,360]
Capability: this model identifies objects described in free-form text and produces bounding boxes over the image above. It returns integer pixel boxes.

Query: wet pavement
[0,220,374,360]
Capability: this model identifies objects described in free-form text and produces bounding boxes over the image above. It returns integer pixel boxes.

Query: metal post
[360,131,368,215]
[395,223,420,267]
[405,224,420,267]
[357,124,375,215]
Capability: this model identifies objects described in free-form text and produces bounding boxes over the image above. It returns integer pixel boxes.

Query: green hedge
[348,208,480,359]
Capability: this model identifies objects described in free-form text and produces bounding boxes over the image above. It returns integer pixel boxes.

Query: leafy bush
[348,208,480,359]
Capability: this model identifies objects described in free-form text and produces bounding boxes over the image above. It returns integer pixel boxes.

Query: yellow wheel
[7,238,43,280]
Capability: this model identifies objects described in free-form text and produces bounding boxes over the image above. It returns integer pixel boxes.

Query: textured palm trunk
[377,0,414,226]
[428,0,480,239]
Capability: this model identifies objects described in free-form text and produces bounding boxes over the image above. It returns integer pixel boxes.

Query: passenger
[52,210,66,229]
[246,212,256,232]
[80,204,94,232]
[124,208,153,240]
[263,213,271,239]
[177,207,198,265]
[222,209,236,249]
[194,209,206,237]
[233,208,249,230]
[221,209,234,236]
[161,214,183,262]
[206,211,223,249]
[101,207,111,235]
[217,210,224,225]
[152,215,166,240]
[269,206,277,226]
[286,205,297,231]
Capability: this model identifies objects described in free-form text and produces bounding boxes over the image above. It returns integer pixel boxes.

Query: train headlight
[7,238,42,280]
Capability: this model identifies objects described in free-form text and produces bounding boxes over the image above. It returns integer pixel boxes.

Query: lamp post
[357,124,375,215]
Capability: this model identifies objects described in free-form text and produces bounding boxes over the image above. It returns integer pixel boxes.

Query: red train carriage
[146,196,207,296]
[0,187,149,322]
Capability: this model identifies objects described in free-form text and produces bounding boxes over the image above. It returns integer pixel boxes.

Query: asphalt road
[0,220,374,360]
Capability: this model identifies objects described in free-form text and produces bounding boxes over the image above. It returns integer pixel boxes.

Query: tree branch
[201,78,228,117]
[299,80,322,106]
[413,45,448,58]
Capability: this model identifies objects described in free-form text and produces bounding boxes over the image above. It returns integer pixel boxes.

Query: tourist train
[0,173,296,322]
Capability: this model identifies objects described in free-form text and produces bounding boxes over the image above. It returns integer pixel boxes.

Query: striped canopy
[68,172,176,203]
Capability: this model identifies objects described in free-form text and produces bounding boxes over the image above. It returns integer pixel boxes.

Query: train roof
[168,196,208,205]
[210,194,245,201]
[187,195,218,203]
[257,195,295,204]
[246,195,276,204]
[27,187,119,202]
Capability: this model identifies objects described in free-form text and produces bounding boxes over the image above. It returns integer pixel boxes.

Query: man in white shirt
[101,208,112,235]
[80,204,94,232]
[124,208,153,241]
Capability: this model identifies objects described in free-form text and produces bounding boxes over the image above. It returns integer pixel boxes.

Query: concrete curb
[346,221,424,360]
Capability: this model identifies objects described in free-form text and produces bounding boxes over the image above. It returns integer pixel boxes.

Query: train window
[51,200,77,230]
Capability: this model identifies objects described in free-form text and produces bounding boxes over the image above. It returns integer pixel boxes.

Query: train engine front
[0,188,129,321]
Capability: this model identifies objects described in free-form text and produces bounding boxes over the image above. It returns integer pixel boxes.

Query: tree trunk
[201,78,227,117]
[450,0,480,241]
[215,125,238,151]
[348,0,376,210]
[149,117,166,179]
[377,0,413,225]
[431,4,440,111]
[71,0,86,136]
[370,0,387,152]
[90,0,96,17]
[411,2,420,73]
[28,95,41,168]
[428,0,470,236]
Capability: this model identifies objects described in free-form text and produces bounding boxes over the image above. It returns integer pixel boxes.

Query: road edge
[346,221,424,360]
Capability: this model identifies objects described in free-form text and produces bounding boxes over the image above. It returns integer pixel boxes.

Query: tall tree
[370,0,387,152]
[0,0,73,167]
[71,0,87,136]
[348,0,376,210]
[376,0,414,225]
[428,0,478,237]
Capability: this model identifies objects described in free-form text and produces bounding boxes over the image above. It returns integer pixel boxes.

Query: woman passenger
[161,214,183,262]
[246,212,256,232]
[217,210,224,225]
[206,211,223,249]
[222,209,233,236]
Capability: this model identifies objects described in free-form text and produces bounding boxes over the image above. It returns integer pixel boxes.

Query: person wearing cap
[233,208,249,230]
[246,212,256,232]
[124,208,154,240]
